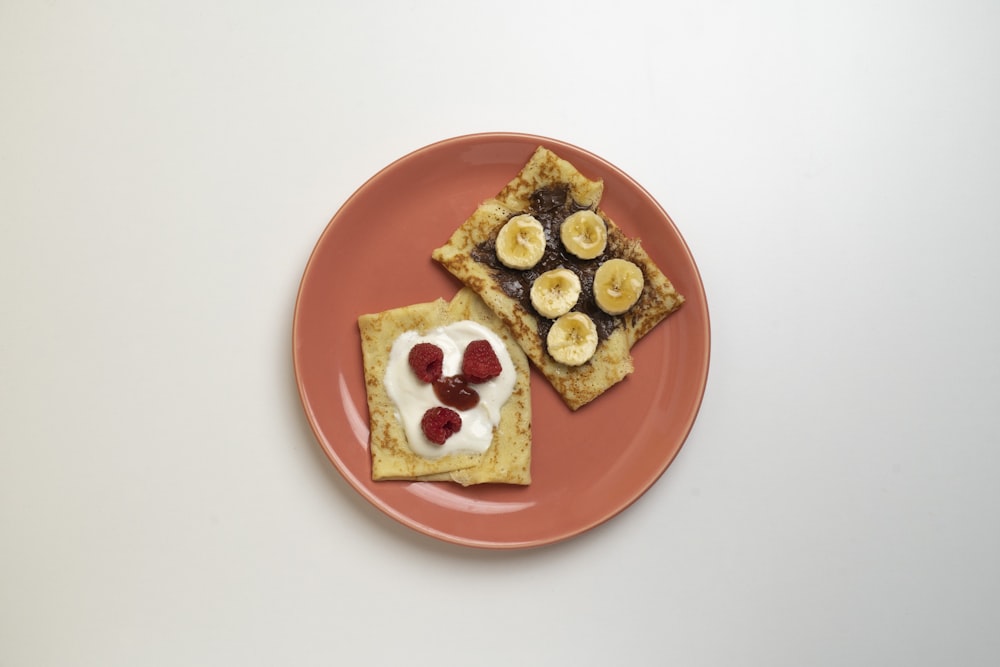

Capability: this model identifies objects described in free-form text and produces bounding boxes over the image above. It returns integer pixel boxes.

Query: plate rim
[292,131,711,549]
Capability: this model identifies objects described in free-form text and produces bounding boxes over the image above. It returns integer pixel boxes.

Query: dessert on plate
[432,146,684,410]
[357,287,531,486]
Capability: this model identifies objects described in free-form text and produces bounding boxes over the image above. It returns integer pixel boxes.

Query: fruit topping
[530,268,581,318]
[408,342,444,383]
[546,312,599,366]
[461,339,503,383]
[593,258,644,315]
[495,214,546,270]
[560,210,607,259]
[420,406,462,444]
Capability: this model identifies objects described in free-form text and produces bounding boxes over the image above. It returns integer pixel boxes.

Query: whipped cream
[384,321,516,460]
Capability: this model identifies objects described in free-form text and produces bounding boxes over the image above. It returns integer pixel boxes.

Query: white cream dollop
[384,320,516,460]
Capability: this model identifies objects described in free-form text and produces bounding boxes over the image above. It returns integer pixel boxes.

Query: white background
[3,1,999,665]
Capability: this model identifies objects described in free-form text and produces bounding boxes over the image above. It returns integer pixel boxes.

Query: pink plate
[293,132,710,549]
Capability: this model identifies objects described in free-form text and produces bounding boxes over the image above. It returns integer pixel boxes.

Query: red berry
[408,342,443,382]
[420,407,462,444]
[462,339,502,383]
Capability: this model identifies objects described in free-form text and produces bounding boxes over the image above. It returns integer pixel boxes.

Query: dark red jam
[432,375,480,411]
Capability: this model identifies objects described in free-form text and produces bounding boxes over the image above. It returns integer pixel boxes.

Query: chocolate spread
[470,185,621,342]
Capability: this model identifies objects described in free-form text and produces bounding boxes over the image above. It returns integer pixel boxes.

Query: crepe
[357,287,531,485]
[431,146,684,410]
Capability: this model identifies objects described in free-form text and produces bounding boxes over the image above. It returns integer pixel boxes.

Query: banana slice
[546,312,599,366]
[495,214,546,269]
[530,268,581,318]
[593,258,644,315]
[560,210,607,260]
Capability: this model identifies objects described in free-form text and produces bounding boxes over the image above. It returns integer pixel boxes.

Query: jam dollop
[432,375,480,411]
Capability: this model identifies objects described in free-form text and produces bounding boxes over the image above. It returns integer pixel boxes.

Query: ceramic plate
[293,132,710,549]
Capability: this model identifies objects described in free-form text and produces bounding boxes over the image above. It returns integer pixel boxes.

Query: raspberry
[462,339,502,383]
[420,406,462,444]
[408,342,443,383]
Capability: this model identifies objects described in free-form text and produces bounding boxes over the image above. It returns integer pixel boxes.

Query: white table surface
[3,1,999,665]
